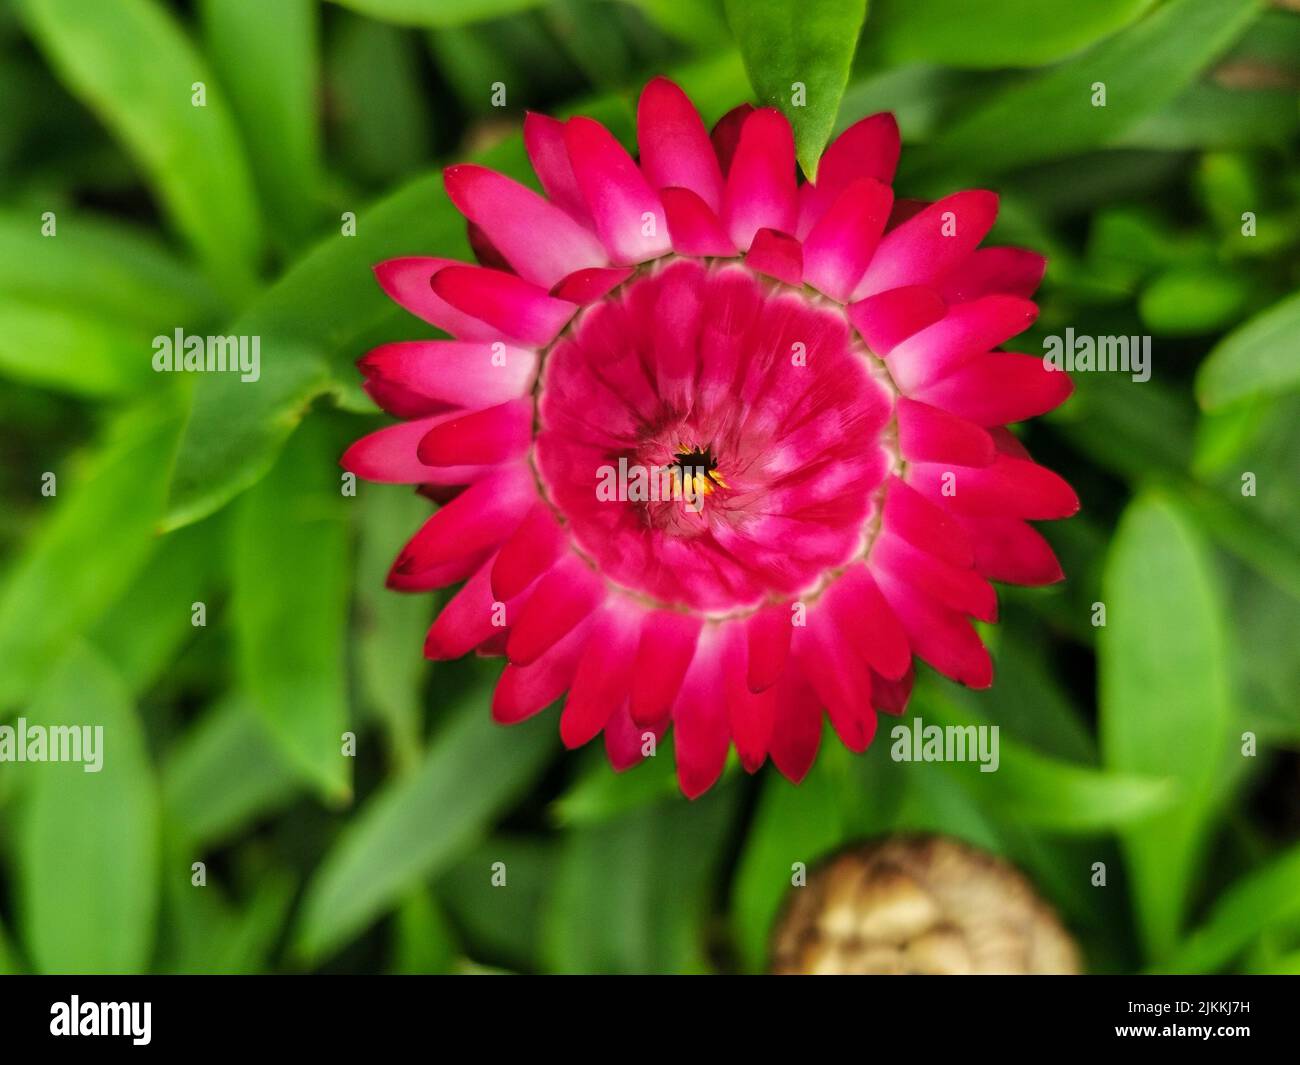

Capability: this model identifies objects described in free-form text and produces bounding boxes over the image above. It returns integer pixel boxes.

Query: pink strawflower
[343,78,1077,797]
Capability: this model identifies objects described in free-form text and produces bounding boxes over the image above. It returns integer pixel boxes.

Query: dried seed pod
[771,834,1081,975]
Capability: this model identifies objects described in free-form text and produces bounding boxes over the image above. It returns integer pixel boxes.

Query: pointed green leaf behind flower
[724,0,868,180]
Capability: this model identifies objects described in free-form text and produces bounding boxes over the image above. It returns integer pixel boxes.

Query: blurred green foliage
[0,0,1298,975]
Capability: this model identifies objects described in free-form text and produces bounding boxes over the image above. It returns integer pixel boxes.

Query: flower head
[343,77,1077,797]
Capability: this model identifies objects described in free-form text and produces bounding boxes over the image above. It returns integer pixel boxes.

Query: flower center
[532,257,897,615]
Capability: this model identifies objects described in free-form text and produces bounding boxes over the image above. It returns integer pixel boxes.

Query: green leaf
[1196,290,1300,410]
[392,890,457,974]
[724,0,868,179]
[1100,493,1234,960]
[863,0,1155,69]
[542,788,738,974]
[327,0,544,26]
[732,765,847,971]
[232,418,352,801]
[161,694,301,848]
[17,0,262,297]
[88,516,223,695]
[915,683,1175,834]
[0,302,158,397]
[294,680,556,962]
[1139,265,1252,336]
[436,836,555,971]
[329,12,437,185]
[0,405,180,711]
[16,644,160,973]
[912,0,1263,178]
[0,208,222,326]
[1152,842,1300,973]
[550,745,685,826]
[354,483,433,771]
[200,0,321,249]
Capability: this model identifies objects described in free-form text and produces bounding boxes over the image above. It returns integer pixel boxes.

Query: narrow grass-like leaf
[912,0,1263,178]
[1100,492,1234,960]
[16,644,159,973]
[295,683,556,962]
[200,0,321,249]
[89,516,223,695]
[543,788,737,974]
[232,418,352,801]
[862,0,1155,69]
[1151,842,1300,973]
[18,0,262,296]
[0,405,180,710]
[733,766,846,971]
[328,0,543,26]
[354,484,432,771]
[161,694,301,849]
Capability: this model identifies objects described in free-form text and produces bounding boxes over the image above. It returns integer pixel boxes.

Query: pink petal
[871,530,998,622]
[342,415,489,485]
[768,666,823,783]
[524,111,593,226]
[672,628,729,798]
[389,545,492,593]
[720,622,773,772]
[549,266,633,304]
[896,396,995,466]
[855,190,999,298]
[822,564,912,680]
[710,103,755,176]
[954,513,1064,586]
[559,603,641,748]
[424,559,515,660]
[907,454,1080,520]
[564,116,670,264]
[801,177,894,302]
[911,352,1074,426]
[721,108,797,251]
[630,609,701,726]
[394,465,534,574]
[374,257,499,341]
[416,398,532,467]
[798,113,900,237]
[444,163,608,288]
[881,474,973,567]
[875,571,993,689]
[492,617,593,724]
[797,613,877,753]
[744,227,803,286]
[886,294,1038,393]
[746,603,792,692]
[432,265,576,346]
[506,553,605,666]
[847,285,947,356]
[661,187,737,256]
[604,701,664,771]
[637,76,724,212]
[359,340,537,409]
[491,503,566,601]
[941,246,1046,302]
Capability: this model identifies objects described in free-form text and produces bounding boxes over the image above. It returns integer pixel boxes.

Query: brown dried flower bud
[770,835,1081,975]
